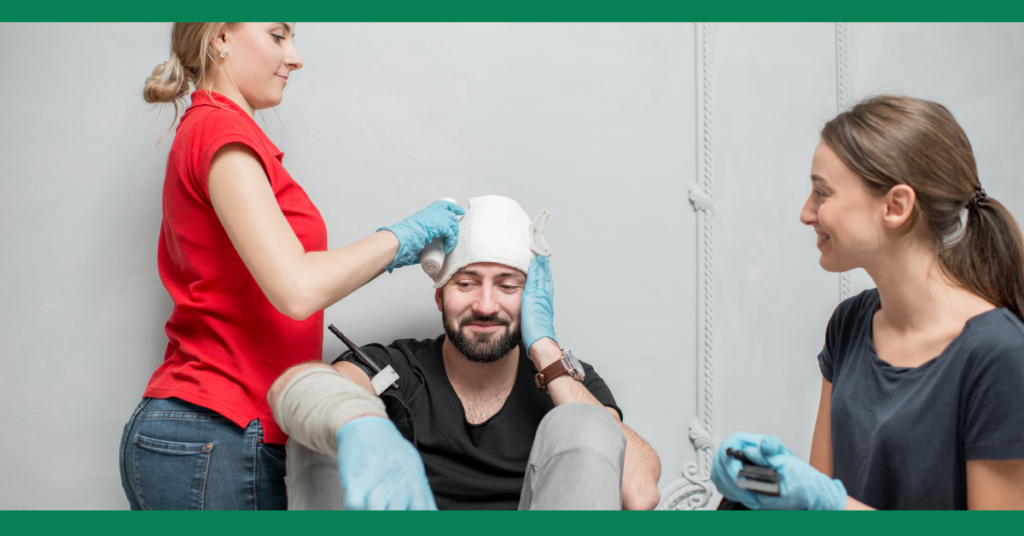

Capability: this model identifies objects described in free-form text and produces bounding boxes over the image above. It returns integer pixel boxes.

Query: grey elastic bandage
[272,367,388,458]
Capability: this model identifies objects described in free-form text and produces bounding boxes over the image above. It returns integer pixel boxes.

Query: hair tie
[968,185,988,209]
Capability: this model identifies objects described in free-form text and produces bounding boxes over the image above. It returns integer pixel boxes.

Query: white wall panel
[712,22,839,461]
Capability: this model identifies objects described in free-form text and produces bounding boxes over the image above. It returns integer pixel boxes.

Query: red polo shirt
[145,91,327,444]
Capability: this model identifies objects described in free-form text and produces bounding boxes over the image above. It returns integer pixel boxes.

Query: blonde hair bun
[145,23,229,132]
[143,53,189,104]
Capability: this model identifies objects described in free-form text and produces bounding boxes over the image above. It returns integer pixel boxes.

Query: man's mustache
[458,313,512,328]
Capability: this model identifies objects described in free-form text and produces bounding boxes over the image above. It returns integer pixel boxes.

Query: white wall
[1,23,1022,509]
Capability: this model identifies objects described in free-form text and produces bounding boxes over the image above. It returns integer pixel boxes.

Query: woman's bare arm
[809,378,833,477]
[967,458,1024,509]
[208,144,399,320]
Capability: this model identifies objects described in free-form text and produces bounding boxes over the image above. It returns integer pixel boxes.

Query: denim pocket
[133,433,213,510]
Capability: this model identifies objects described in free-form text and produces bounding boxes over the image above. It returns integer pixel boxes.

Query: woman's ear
[882,184,917,229]
[211,23,227,52]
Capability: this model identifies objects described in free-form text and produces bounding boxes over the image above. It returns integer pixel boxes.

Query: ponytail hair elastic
[968,185,988,210]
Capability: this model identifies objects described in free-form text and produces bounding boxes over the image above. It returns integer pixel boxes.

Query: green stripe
[7,510,1024,536]
[4,0,1024,22]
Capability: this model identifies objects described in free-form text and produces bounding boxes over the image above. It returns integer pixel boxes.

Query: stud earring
[220,50,227,58]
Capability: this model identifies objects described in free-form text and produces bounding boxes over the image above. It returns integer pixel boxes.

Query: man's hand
[336,417,437,510]
[521,255,557,354]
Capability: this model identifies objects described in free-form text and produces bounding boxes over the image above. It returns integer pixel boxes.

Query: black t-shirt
[333,335,620,510]
[819,289,1024,510]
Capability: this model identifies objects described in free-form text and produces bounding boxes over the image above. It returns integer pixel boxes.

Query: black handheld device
[726,447,781,496]
[327,324,384,374]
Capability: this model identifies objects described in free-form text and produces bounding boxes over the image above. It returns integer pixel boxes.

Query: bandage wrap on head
[272,367,387,458]
[431,195,552,288]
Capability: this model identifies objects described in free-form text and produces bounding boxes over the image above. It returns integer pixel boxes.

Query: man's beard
[442,310,521,364]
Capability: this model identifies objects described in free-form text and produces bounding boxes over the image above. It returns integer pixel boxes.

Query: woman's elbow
[265,282,322,321]
[277,301,318,321]
[266,295,316,321]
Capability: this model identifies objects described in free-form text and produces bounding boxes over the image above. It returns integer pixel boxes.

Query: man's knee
[534,403,625,462]
[521,404,627,509]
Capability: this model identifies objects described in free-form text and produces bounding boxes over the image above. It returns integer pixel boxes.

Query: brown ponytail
[821,95,1024,322]
[144,23,234,130]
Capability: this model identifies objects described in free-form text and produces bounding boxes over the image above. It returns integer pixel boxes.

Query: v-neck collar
[434,341,530,428]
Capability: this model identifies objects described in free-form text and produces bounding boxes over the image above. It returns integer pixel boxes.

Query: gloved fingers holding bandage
[378,200,466,273]
[521,255,557,353]
[711,432,847,510]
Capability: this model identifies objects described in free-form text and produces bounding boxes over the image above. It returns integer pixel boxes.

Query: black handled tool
[726,448,781,496]
[328,324,383,375]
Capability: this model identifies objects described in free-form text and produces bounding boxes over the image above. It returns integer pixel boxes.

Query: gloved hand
[335,416,436,510]
[521,255,557,352]
[711,432,847,510]
[378,200,465,273]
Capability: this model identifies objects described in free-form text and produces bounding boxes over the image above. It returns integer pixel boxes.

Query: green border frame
[4,0,1022,527]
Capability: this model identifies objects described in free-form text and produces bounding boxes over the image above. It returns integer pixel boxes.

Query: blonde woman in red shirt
[118,23,460,510]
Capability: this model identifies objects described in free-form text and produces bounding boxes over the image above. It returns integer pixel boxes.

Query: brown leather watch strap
[535,358,571,392]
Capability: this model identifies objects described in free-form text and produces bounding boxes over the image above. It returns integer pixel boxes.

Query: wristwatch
[535,349,585,392]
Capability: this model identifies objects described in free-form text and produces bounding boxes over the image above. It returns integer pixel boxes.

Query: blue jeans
[118,397,287,510]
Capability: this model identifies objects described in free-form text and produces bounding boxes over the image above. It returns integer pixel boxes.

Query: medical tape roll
[272,367,388,458]
[431,195,552,288]
[420,197,460,275]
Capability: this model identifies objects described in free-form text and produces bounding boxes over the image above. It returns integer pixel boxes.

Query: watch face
[566,351,585,381]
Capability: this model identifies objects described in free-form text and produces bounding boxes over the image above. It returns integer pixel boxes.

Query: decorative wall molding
[659,22,719,510]
[836,22,855,302]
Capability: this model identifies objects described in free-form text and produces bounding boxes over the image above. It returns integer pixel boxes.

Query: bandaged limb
[272,366,387,458]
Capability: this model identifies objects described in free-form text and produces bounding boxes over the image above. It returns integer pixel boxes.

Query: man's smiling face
[435,262,525,363]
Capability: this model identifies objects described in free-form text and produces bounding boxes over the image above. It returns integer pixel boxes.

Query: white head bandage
[431,195,551,288]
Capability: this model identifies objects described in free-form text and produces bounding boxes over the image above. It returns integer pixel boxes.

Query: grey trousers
[285,403,626,510]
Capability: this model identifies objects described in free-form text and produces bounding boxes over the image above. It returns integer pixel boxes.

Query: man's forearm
[619,422,661,510]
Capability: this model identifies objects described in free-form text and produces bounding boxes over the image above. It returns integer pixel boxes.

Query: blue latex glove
[521,255,557,352]
[711,432,847,510]
[335,417,436,510]
[378,200,465,273]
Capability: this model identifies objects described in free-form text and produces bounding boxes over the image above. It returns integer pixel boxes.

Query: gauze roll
[432,195,538,288]
[272,367,387,458]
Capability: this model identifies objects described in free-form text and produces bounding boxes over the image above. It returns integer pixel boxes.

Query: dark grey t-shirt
[819,289,1024,510]
[334,335,620,510]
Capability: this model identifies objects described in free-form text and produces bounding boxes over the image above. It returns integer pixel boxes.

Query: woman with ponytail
[119,23,462,510]
[711,96,1024,510]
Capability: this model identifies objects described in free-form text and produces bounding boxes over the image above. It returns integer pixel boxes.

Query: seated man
[268,195,661,510]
